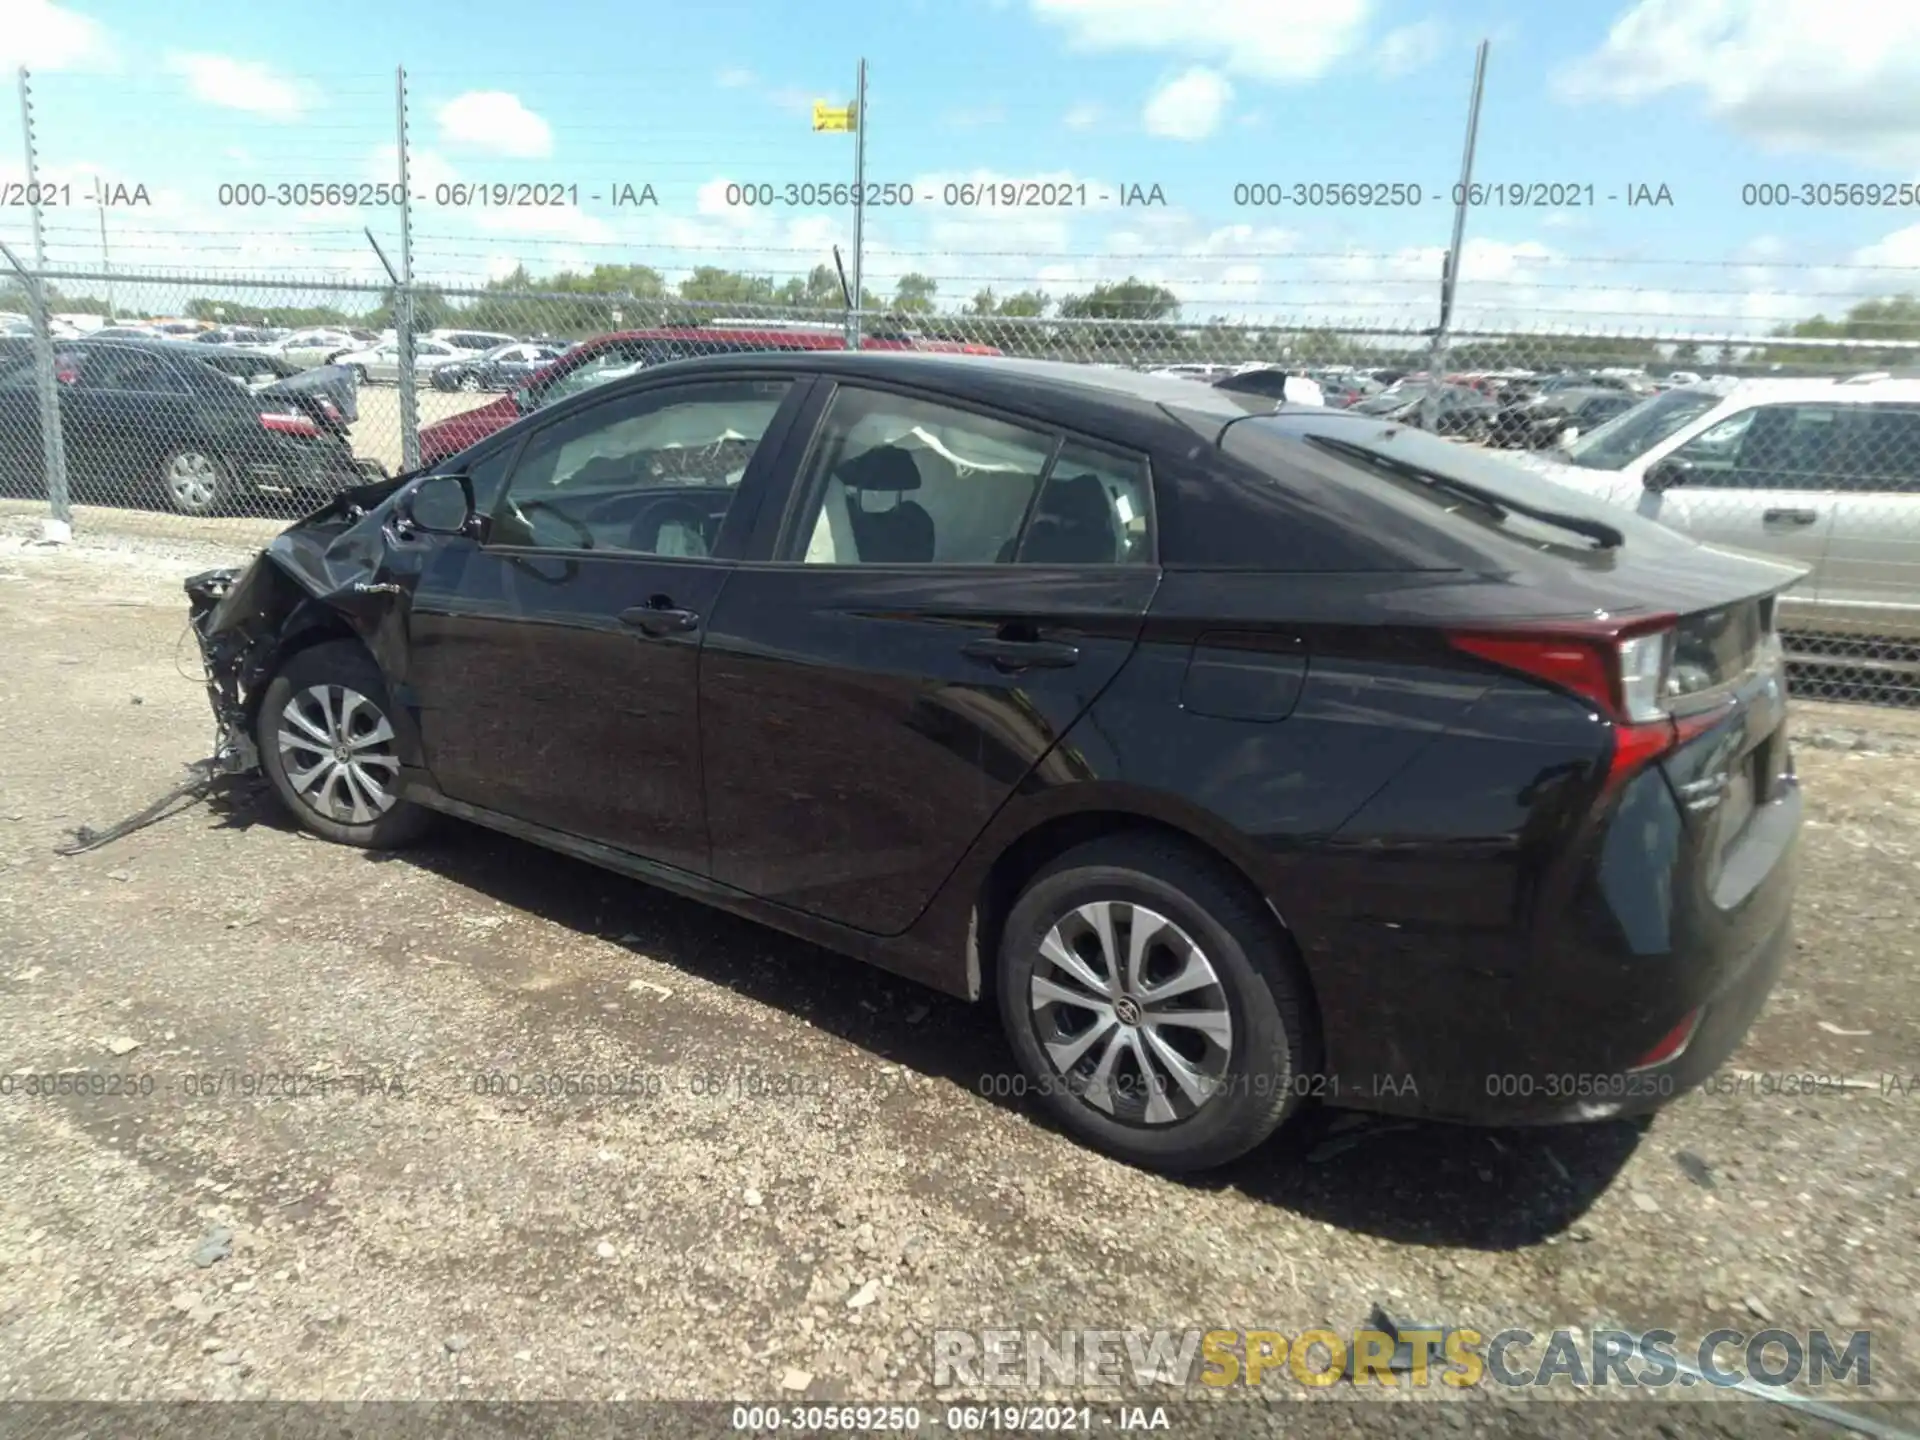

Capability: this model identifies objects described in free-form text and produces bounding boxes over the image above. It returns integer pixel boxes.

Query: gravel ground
[0,529,1915,1439]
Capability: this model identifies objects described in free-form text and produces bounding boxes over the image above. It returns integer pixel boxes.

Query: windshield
[1561,387,1724,470]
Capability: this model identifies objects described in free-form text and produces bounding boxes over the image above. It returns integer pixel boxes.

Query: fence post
[14,67,69,541]
[848,58,867,350]
[1422,40,1489,435]
[393,65,420,473]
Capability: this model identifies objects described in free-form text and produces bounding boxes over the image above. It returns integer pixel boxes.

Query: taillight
[1445,617,1717,788]
[259,410,322,437]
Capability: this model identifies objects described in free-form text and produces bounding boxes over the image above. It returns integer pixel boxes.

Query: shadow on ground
[187,784,1645,1251]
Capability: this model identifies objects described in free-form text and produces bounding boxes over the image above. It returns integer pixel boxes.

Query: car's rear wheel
[160,446,231,516]
[996,835,1312,1172]
[350,365,369,385]
[258,641,433,849]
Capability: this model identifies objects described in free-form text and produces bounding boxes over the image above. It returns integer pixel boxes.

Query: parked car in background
[0,338,372,516]
[1489,385,1643,450]
[417,323,1004,464]
[332,337,463,384]
[429,328,519,356]
[1352,382,1498,439]
[1512,374,1920,664]
[190,326,280,349]
[1210,366,1324,407]
[430,341,568,393]
[267,329,360,369]
[186,352,1803,1173]
[89,325,165,341]
[168,343,360,426]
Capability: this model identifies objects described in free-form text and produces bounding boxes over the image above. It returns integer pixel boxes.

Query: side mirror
[1644,457,1693,493]
[1559,426,1580,446]
[399,473,476,536]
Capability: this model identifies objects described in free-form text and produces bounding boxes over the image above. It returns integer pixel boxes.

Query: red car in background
[418,323,1001,464]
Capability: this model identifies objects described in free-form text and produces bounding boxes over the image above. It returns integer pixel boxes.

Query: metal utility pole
[394,65,420,472]
[849,58,867,349]
[1422,40,1489,437]
[16,66,70,538]
[96,195,113,320]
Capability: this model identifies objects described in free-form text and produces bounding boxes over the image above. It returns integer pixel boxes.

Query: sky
[2,0,1919,336]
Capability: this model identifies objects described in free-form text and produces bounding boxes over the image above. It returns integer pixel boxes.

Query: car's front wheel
[996,835,1312,1172]
[457,370,481,392]
[258,641,433,849]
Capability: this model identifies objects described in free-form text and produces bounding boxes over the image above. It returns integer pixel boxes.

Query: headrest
[837,444,922,492]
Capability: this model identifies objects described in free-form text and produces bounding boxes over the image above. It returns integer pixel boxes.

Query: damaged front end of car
[183,469,424,778]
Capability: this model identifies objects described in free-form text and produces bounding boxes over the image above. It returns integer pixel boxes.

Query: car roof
[1714,375,1920,402]
[618,348,1265,430]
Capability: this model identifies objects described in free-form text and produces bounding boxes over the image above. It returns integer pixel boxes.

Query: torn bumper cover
[185,566,262,776]
[183,469,415,779]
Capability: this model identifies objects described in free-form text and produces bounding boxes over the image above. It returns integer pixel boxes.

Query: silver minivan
[1515,375,1920,669]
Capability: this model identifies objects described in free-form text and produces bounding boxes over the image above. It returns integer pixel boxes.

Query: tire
[996,834,1312,1173]
[160,445,232,516]
[257,640,433,849]
[458,370,481,392]
[351,365,369,385]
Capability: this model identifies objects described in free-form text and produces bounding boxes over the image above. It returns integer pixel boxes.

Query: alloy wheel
[458,371,481,391]
[276,683,401,825]
[1028,901,1234,1126]
[165,451,219,512]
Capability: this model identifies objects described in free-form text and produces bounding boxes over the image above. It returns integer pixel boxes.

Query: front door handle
[961,637,1081,671]
[1763,508,1820,526]
[619,602,700,637]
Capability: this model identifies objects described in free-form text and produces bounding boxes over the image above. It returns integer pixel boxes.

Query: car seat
[838,444,935,563]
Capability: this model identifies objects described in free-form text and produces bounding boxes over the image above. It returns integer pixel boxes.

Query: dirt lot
[0,524,1916,1437]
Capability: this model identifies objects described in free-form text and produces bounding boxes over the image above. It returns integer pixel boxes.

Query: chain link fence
[4,266,1919,702]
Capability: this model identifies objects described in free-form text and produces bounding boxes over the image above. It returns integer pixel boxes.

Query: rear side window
[1831,405,1920,493]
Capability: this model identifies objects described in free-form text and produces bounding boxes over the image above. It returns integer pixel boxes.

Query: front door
[699,380,1159,934]
[1636,401,1840,621]
[406,373,807,873]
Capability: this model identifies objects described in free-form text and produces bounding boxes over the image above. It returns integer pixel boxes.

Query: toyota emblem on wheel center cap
[1114,995,1144,1027]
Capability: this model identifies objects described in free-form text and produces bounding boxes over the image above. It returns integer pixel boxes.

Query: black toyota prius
[185,352,1804,1172]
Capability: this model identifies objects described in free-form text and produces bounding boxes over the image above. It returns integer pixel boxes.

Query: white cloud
[436,91,554,159]
[716,67,757,88]
[165,52,315,121]
[1378,19,1443,77]
[1030,0,1370,83]
[1063,101,1102,130]
[1143,68,1232,140]
[1555,0,1920,168]
[0,0,112,70]
[944,103,1006,128]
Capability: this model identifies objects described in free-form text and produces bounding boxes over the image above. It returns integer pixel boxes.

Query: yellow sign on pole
[812,101,857,133]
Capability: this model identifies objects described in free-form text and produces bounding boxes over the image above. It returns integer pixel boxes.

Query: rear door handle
[1763,508,1820,526]
[961,637,1081,671]
[618,603,700,637]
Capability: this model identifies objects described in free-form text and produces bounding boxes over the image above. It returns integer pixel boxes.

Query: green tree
[678,267,778,306]
[893,273,938,315]
[999,289,1049,318]
[1056,278,1180,322]
[1764,293,1920,368]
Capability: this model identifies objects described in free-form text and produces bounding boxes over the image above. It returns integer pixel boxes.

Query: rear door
[1638,401,1840,618]
[1817,402,1920,641]
[698,379,1158,934]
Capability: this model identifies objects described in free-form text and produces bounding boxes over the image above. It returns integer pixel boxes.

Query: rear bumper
[1302,697,1802,1127]
[236,438,367,498]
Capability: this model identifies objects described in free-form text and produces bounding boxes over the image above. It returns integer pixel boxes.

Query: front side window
[538,341,678,406]
[487,378,791,555]
[1670,404,1843,489]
